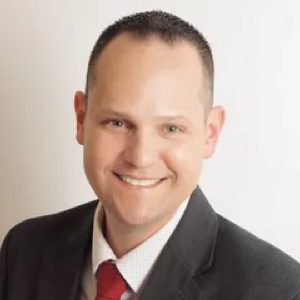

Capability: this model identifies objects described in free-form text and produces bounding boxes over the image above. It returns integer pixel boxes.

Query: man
[0,10,299,300]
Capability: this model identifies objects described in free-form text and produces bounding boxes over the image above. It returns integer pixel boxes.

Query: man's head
[74,10,225,232]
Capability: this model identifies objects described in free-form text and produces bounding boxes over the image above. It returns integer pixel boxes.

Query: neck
[101,211,174,258]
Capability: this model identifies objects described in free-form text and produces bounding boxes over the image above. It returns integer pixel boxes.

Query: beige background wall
[0,0,299,261]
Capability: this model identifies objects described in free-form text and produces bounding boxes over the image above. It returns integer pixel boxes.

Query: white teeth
[119,175,162,186]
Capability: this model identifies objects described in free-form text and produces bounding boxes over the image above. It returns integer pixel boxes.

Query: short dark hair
[85,10,214,106]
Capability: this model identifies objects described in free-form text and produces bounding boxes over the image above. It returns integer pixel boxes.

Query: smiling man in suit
[1,10,300,300]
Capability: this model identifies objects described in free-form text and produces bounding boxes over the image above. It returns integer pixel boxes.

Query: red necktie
[95,260,127,300]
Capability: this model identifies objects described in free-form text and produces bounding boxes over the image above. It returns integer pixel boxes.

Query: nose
[122,129,158,169]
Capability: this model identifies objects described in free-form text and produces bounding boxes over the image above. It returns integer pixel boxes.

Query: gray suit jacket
[1,186,300,299]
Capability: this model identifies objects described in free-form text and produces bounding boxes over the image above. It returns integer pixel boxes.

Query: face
[74,33,224,231]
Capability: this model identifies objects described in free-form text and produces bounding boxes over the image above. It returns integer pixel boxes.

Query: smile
[114,173,166,187]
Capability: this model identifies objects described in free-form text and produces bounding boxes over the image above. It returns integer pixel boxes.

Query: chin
[109,204,159,228]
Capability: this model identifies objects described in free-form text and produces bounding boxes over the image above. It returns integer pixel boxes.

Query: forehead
[88,33,206,123]
[91,32,205,93]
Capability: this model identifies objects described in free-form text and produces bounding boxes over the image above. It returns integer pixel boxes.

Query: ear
[74,91,87,145]
[203,105,225,159]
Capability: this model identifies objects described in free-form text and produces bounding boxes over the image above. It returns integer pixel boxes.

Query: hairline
[85,32,213,118]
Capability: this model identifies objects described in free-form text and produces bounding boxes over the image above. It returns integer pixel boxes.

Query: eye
[101,118,130,131]
[107,119,126,128]
[164,124,182,133]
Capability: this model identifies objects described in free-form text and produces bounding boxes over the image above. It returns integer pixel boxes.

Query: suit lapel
[140,186,218,300]
[138,245,202,300]
[36,201,97,300]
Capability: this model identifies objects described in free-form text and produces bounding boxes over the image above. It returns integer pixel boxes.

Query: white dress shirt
[80,197,189,299]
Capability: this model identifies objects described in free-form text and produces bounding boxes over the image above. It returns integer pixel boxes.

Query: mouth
[113,172,167,188]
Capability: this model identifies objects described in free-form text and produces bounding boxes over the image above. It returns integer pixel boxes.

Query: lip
[113,172,166,189]
[113,172,165,181]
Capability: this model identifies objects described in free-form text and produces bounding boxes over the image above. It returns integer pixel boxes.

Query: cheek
[83,130,124,173]
[164,141,204,179]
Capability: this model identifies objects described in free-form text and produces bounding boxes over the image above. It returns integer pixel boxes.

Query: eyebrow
[98,108,190,122]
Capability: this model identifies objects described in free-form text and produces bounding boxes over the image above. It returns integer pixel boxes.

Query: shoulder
[216,214,300,270]
[214,214,300,296]
[0,200,98,297]
[3,200,98,253]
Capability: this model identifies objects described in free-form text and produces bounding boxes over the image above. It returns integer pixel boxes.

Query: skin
[74,33,225,258]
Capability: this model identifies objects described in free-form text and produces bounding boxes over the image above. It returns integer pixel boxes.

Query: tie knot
[96,260,127,300]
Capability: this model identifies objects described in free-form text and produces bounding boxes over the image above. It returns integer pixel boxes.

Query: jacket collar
[36,201,97,300]
[140,185,218,300]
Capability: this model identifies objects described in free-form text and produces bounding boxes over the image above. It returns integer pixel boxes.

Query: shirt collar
[92,197,189,293]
